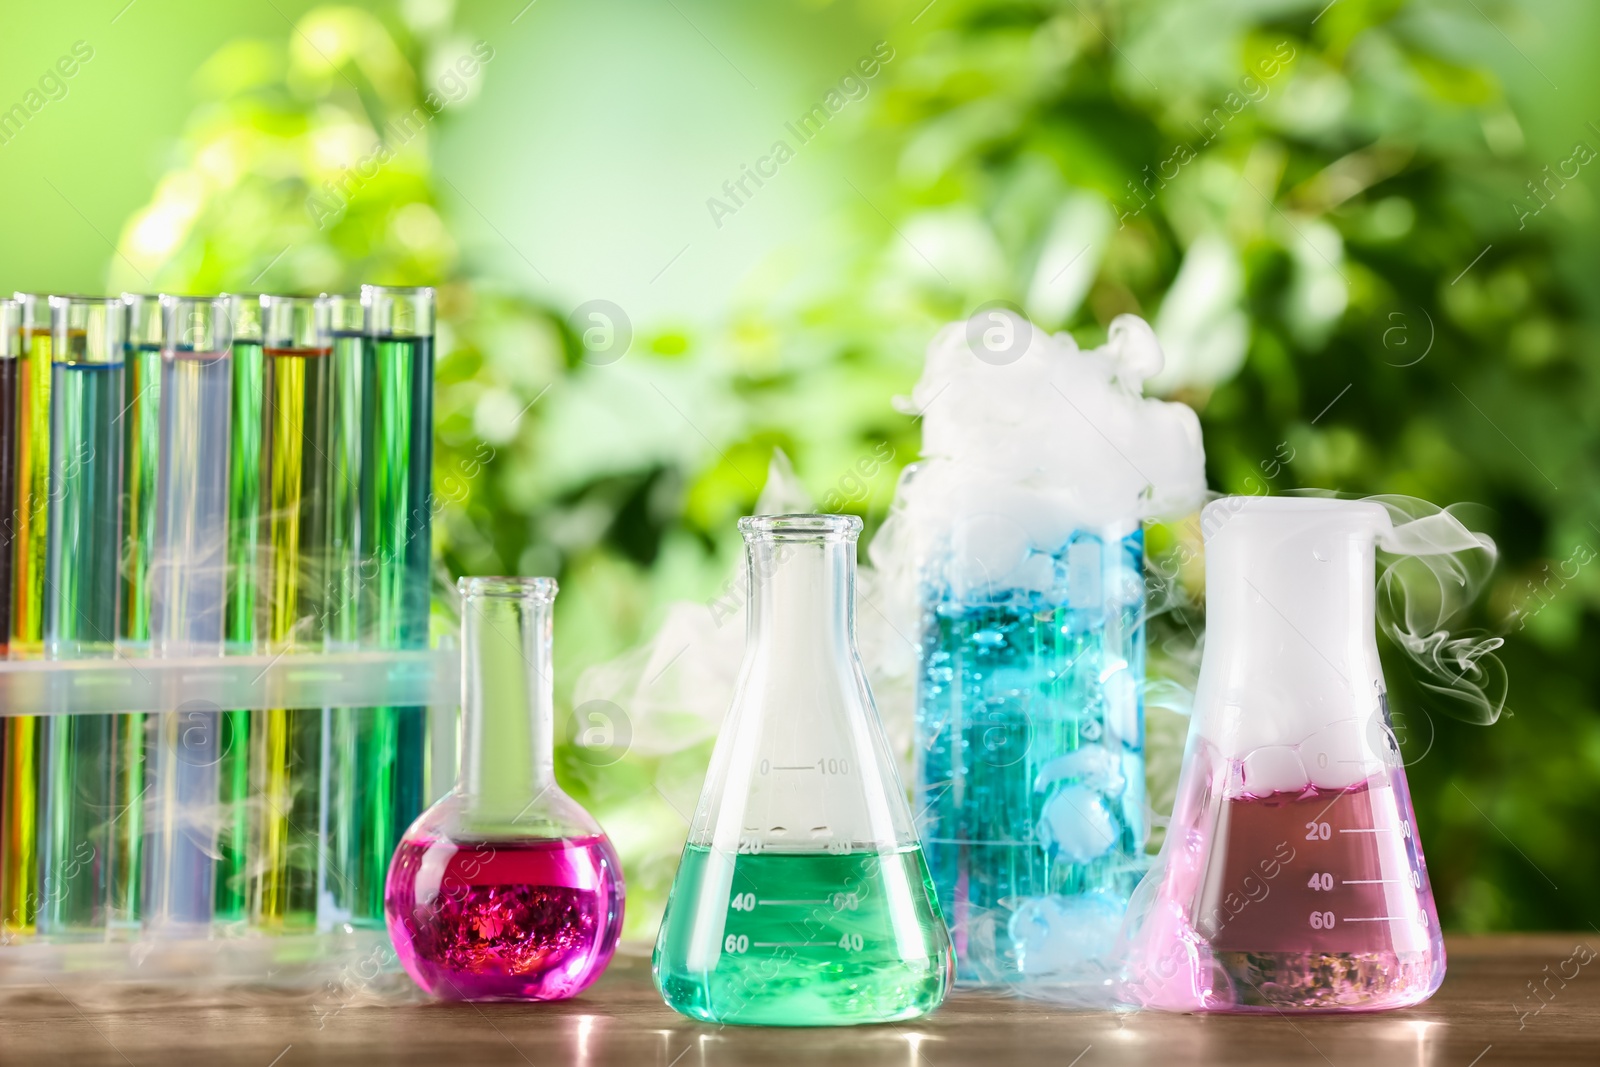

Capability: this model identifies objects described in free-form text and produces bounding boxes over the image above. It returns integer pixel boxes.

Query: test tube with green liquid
[324,293,377,925]
[250,295,332,930]
[362,285,432,912]
[121,295,162,652]
[216,293,263,923]
[1,293,52,935]
[110,293,165,930]
[39,296,127,937]
[143,296,232,932]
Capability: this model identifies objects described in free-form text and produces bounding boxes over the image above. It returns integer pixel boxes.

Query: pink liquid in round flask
[385,577,624,1001]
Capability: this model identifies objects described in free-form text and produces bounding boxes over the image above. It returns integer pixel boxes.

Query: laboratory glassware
[896,313,1203,983]
[251,294,334,930]
[916,518,1147,981]
[2,293,52,935]
[10,293,53,658]
[114,294,163,930]
[0,302,16,932]
[39,296,128,936]
[362,285,432,856]
[0,299,17,656]
[1123,496,1444,1012]
[215,293,263,922]
[655,514,954,1026]
[323,292,371,928]
[142,296,233,932]
[120,293,164,653]
[385,577,624,1001]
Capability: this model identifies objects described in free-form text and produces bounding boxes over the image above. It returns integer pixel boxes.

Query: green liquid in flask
[654,844,953,1026]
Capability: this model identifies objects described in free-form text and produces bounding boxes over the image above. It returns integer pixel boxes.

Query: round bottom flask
[385,578,624,1001]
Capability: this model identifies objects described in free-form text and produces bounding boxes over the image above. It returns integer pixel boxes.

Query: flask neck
[1197,499,1391,748]
[746,535,856,661]
[1205,534,1381,670]
[459,581,557,822]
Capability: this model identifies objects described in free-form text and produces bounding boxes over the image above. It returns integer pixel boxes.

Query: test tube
[1,293,51,935]
[324,293,375,925]
[215,293,263,923]
[10,293,53,657]
[250,295,332,930]
[110,293,164,930]
[121,294,163,652]
[39,296,127,936]
[143,296,233,933]
[363,285,432,863]
[0,299,18,656]
[0,301,17,932]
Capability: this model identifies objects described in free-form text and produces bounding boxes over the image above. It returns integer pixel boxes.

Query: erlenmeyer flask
[384,577,624,1001]
[654,515,954,1026]
[1125,497,1444,1012]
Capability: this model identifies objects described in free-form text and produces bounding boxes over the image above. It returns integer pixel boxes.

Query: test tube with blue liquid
[39,296,127,937]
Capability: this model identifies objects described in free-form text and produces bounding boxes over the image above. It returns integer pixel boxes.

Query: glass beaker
[915,513,1147,981]
[1123,497,1444,1012]
[654,515,954,1026]
[385,577,624,1001]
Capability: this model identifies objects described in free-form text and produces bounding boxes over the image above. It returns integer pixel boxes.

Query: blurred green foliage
[119,0,1598,935]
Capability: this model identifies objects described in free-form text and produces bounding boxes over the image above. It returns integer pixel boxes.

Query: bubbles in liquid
[1126,750,1444,1013]
[385,834,624,1001]
[872,311,1205,987]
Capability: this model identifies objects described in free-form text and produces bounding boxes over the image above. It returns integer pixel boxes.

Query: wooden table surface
[1,935,1594,1065]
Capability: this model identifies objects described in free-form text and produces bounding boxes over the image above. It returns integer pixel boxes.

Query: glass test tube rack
[0,645,459,998]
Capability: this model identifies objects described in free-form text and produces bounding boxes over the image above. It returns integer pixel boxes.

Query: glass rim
[324,292,365,332]
[458,576,558,601]
[156,294,233,354]
[362,284,434,338]
[49,296,127,363]
[11,293,57,330]
[0,298,17,359]
[739,513,863,542]
[222,293,265,342]
[48,295,125,309]
[1200,494,1390,517]
[361,284,436,298]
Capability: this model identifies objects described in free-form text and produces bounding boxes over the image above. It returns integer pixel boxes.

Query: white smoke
[1371,495,1506,724]
[876,312,1207,580]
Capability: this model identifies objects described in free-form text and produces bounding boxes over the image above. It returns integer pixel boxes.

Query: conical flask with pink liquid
[1125,497,1444,1012]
